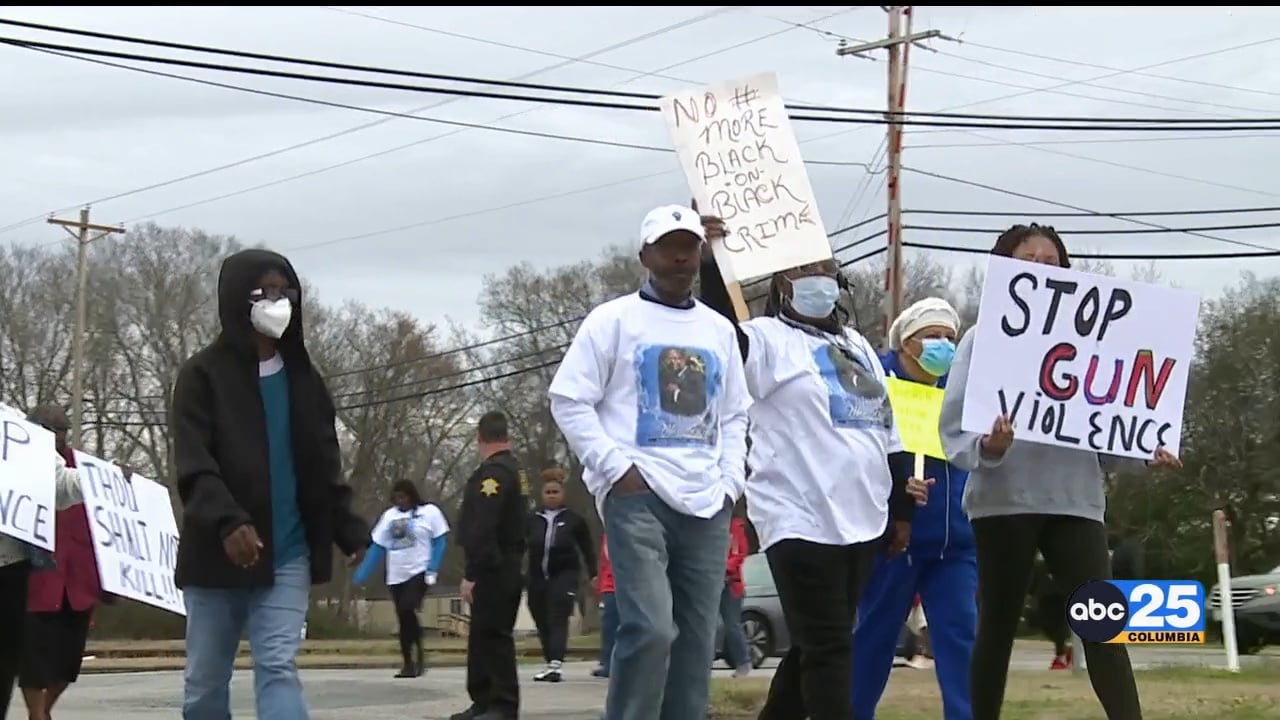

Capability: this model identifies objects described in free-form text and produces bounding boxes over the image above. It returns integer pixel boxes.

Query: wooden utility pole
[47,207,125,448]
[837,7,942,339]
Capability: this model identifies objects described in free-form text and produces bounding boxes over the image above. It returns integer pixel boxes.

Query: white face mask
[249,298,293,339]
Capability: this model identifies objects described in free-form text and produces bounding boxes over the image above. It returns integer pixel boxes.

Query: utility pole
[47,207,125,448]
[837,7,943,340]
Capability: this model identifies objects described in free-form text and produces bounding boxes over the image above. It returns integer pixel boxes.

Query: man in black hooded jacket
[169,248,368,720]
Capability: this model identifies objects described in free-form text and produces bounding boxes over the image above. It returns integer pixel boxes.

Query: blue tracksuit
[851,351,978,720]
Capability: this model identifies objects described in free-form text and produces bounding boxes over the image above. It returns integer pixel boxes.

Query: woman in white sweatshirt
[698,213,912,720]
[0,411,86,720]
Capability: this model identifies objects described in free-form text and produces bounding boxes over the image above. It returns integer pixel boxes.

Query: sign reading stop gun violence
[75,453,185,615]
[660,72,832,282]
[0,401,58,551]
[960,256,1200,460]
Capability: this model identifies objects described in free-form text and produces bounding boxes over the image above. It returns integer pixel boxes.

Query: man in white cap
[548,205,751,720]
[853,297,978,720]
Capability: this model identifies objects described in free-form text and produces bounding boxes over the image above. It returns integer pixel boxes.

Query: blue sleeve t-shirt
[260,354,308,567]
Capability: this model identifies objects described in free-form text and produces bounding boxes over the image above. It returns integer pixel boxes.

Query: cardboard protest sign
[75,453,184,615]
[0,401,59,551]
[885,377,946,461]
[960,255,1200,460]
[660,72,831,283]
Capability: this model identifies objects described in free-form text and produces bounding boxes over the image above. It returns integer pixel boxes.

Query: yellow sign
[479,478,500,497]
[884,377,946,461]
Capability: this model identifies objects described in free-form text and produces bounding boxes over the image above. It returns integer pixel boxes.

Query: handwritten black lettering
[93,505,153,562]
[1,419,31,460]
[675,78,819,261]
[1001,272,1037,337]
[0,489,51,544]
[1006,272,1135,343]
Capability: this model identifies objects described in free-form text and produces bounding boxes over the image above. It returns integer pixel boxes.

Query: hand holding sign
[906,477,934,506]
[980,415,1015,460]
[1149,447,1182,469]
[691,197,728,259]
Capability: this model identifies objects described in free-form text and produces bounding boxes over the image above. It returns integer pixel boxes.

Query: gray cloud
[3,5,1280,329]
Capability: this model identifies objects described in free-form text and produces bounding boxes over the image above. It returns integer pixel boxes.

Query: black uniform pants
[758,539,877,720]
[466,568,523,717]
[389,573,428,665]
[971,514,1141,720]
[0,561,31,720]
[527,570,576,664]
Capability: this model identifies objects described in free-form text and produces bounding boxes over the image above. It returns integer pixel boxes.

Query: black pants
[0,561,31,720]
[526,570,576,663]
[466,569,523,717]
[389,573,428,666]
[759,539,876,720]
[971,514,1141,720]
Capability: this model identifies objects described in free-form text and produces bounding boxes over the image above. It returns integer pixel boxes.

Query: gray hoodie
[940,328,1147,523]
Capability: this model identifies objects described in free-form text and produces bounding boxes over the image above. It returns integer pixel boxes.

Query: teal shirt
[260,362,308,567]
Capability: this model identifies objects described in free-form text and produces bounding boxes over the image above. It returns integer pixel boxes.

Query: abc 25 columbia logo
[1066,580,1206,644]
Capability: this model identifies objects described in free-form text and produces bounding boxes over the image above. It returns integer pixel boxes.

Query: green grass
[709,665,1280,719]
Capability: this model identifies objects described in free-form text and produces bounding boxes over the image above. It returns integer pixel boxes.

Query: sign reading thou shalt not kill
[660,71,833,283]
[960,255,1201,461]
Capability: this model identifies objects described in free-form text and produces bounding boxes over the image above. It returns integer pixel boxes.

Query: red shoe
[1049,654,1070,670]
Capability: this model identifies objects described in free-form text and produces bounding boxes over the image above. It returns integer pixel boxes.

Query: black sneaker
[591,665,609,678]
[447,708,479,720]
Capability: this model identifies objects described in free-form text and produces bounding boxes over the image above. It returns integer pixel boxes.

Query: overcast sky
[3,5,1279,331]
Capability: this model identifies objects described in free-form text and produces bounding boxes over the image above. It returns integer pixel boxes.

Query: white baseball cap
[639,204,706,247]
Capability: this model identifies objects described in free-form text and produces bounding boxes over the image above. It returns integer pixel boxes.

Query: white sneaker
[733,663,752,678]
[533,662,562,683]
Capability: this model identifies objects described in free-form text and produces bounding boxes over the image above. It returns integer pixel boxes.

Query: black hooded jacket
[170,249,368,588]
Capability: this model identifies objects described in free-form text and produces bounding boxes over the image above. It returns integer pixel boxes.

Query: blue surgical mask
[917,338,956,377]
[788,275,840,319]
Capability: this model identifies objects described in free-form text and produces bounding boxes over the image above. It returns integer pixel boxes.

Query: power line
[907,205,1280,218]
[95,219,893,406]
[0,9,735,237]
[906,221,1280,235]
[908,133,1280,149]
[9,35,1280,130]
[905,240,1280,261]
[954,38,1280,101]
[902,166,1279,253]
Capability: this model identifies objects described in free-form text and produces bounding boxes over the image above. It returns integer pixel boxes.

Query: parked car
[1207,564,1280,654]
[714,553,791,668]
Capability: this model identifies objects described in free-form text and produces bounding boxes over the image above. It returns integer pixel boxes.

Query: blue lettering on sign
[1067,580,1205,644]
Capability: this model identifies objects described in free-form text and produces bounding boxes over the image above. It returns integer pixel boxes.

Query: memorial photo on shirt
[387,516,417,549]
[634,344,721,447]
[813,343,891,429]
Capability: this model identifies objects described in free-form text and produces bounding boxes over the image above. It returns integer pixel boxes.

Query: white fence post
[1213,510,1240,673]
[1070,630,1087,674]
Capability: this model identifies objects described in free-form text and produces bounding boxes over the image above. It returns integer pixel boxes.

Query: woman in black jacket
[526,468,597,683]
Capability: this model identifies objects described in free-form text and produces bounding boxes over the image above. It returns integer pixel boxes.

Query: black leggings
[527,572,576,663]
[758,539,876,720]
[971,514,1141,720]
[0,561,31,720]
[388,573,427,665]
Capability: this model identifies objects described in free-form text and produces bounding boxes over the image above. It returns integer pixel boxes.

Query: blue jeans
[604,491,731,720]
[719,585,750,668]
[182,556,311,720]
[599,592,619,673]
[852,552,978,720]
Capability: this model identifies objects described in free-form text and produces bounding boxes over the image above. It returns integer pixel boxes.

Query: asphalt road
[9,645,1266,719]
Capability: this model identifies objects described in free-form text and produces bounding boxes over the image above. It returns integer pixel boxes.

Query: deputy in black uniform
[451,411,529,720]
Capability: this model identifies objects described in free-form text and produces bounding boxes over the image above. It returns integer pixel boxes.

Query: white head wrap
[888,297,960,350]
